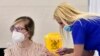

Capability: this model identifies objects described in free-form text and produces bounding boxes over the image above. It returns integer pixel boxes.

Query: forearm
[63,50,94,56]
[57,45,85,56]
[82,50,94,56]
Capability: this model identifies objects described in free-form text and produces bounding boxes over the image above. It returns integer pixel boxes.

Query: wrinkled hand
[56,48,73,55]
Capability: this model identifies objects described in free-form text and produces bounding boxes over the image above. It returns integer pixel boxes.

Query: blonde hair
[54,2,100,38]
[54,3,84,22]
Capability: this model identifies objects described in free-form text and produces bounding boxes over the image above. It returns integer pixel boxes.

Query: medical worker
[53,2,100,56]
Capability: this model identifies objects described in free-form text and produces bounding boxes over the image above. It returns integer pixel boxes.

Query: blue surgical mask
[63,25,71,31]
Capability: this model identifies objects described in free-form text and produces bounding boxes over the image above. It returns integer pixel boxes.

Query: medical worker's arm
[72,45,84,56]
[82,50,94,56]
[56,46,94,56]
[56,48,73,55]
[71,19,85,56]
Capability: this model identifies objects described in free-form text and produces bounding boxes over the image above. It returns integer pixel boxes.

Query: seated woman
[4,16,54,56]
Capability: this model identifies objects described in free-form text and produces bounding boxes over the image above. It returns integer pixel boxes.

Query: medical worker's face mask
[63,25,71,31]
[12,31,25,43]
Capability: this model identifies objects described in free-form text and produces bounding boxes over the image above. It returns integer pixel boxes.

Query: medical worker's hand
[56,48,73,55]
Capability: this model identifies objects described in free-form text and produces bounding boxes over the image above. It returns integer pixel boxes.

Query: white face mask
[12,31,25,43]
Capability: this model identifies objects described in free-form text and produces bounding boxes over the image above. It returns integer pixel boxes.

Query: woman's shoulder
[4,48,11,52]
[4,44,18,52]
[4,46,14,54]
[72,16,100,28]
[72,18,85,27]
[31,41,49,53]
[31,41,55,56]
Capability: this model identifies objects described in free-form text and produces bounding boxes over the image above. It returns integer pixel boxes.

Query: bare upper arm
[72,44,84,56]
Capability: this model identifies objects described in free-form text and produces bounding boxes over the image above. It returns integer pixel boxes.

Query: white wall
[89,0,100,56]
[89,0,100,13]
[0,0,88,48]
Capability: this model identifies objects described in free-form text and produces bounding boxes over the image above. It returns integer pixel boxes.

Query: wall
[0,0,88,47]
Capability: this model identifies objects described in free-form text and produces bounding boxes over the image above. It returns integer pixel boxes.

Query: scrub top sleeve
[72,20,85,44]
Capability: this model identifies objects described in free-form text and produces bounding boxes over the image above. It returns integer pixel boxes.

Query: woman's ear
[24,31,30,39]
[27,32,31,38]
